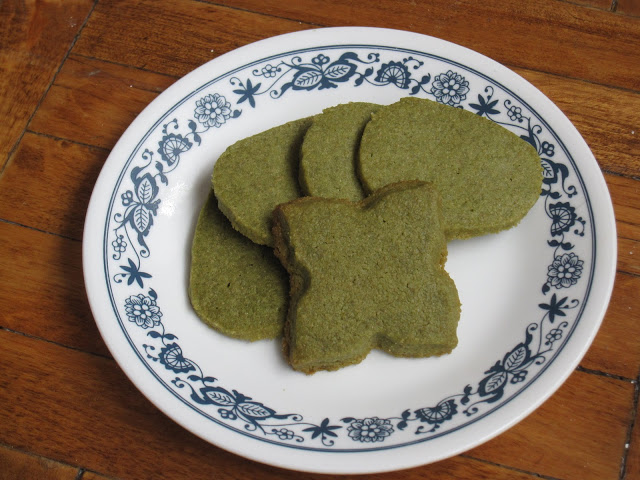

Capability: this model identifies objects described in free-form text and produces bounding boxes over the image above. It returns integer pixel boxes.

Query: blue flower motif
[546,328,563,344]
[274,428,294,440]
[194,93,231,128]
[121,190,134,206]
[233,79,261,108]
[124,293,162,328]
[119,258,152,288]
[415,399,458,426]
[261,64,278,78]
[469,94,500,117]
[541,141,555,157]
[507,104,523,122]
[157,133,192,166]
[219,408,237,420]
[158,342,196,373]
[510,371,527,384]
[547,253,584,289]
[549,202,577,236]
[430,70,469,106]
[111,234,127,253]
[312,54,330,66]
[302,418,341,442]
[375,61,410,89]
[347,417,394,443]
[538,293,568,323]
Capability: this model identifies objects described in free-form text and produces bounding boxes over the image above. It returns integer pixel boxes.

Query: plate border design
[95,40,600,455]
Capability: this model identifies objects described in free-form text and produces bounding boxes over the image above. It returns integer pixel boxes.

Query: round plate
[83,27,616,474]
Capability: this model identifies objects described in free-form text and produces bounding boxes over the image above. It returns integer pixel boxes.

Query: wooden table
[1,1,639,479]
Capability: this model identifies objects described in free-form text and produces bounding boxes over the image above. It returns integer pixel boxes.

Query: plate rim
[82,26,617,474]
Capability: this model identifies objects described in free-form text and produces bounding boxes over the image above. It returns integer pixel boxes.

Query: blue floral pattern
[347,417,394,443]
[105,45,592,451]
[430,70,470,106]
[195,93,232,127]
[124,293,162,328]
[547,253,584,289]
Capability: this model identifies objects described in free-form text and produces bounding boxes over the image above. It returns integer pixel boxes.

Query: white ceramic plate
[83,27,616,474]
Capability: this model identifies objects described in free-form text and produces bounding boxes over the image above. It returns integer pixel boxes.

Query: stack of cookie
[190,98,542,373]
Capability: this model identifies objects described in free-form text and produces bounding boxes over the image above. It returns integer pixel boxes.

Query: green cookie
[273,181,460,374]
[359,97,542,239]
[189,191,288,340]
[213,117,313,246]
[299,102,380,201]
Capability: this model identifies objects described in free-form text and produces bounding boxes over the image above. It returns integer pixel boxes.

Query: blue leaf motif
[324,63,354,80]
[541,159,555,179]
[503,345,527,371]
[136,174,157,204]
[201,387,236,406]
[482,371,507,395]
[293,70,323,88]
[236,402,275,419]
[132,205,152,233]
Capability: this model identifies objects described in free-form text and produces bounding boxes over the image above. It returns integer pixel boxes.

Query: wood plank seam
[618,234,640,245]
[25,130,112,154]
[0,440,84,478]
[71,52,182,82]
[0,0,99,178]
[0,327,111,362]
[577,365,637,383]
[620,376,640,479]
[605,170,640,183]
[0,218,81,244]
[458,454,564,480]
[72,7,640,96]
[197,0,326,27]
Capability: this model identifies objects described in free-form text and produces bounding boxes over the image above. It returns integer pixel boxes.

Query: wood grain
[468,370,634,479]
[608,174,640,243]
[6,56,638,385]
[81,473,117,480]
[0,445,79,480]
[572,0,615,9]
[1,0,638,478]
[34,29,640,181]
[618,0,640,16]
[618,237,640,277]
[73,0,312,78]
[581,272,640,379]
[513,68,640,179]
[0,221,109,357]
[0,329,543,480]
[0,0,95,170]
[0,329,633,480]
[0,133,107,240]
[212,0,640,90]
[626,395,640,480]
[29,54,177,150]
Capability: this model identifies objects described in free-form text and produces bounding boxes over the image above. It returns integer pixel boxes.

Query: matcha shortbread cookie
[273,181,461,374]
[359,97,542,239]
[213,117,313,246]
[189,191,288,340]
[299,102,380,201]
